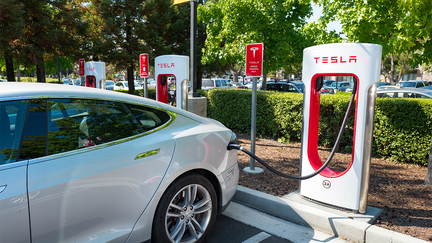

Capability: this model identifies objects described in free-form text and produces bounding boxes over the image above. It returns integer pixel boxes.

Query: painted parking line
[242,232,272,243]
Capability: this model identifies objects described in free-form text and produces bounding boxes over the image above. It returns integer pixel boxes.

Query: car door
[0,100,31,243]
[24,99,175,243]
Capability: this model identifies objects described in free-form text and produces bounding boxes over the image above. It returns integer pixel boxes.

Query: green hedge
[204,89,432,166]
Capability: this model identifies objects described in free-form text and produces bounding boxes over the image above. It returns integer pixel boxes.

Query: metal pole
[190,0,199,97]
[250,77,257,169]
[143,77,148,98]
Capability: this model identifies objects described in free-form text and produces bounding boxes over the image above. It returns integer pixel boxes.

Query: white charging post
[155,55,189,110]
[84,61,106,89]
[300,43,382,213]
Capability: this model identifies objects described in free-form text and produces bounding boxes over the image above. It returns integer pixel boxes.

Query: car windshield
[106,81,114,85]
[293,83,304,92]
[202,79,213,86]
[399,82,415,87]
[330,82,348,87]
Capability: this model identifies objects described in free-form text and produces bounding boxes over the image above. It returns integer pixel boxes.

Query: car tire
[152,173,218,243]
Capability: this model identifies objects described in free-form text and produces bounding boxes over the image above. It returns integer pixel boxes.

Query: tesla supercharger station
[85,61,106,89]
[155,55,189,110]
[300,43,382,213]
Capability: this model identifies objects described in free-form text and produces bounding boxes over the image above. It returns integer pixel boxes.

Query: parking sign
[245,43,264,77]
[140,53,149,77]
[79,58,85,76]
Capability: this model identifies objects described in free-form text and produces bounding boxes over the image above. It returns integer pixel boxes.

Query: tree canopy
[198,0,313,84]
[314,0,432,83]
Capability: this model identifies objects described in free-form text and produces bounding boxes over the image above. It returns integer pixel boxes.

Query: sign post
[245,43,264,174]
[79,58,85,86]
[140,53,149,98]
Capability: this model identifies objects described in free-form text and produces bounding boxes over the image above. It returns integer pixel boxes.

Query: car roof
[376,87,432,95]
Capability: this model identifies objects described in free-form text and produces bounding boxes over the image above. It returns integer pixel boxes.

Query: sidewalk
[233,186,428,243]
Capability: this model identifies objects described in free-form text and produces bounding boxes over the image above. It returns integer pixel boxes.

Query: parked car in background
[245,81,262,89]
[114,81,143,91]
[232,82,248,89]
[146,79,156,89]
[377,85,399,90]
[72,79,82,86]
[259,80,304,93]
[397,80,430,89]
[1,79,7,82]
[105,80,115,90]
[326,81,352,93]
[201,78,234,90]
[376,88,432,99]
[323,80,335,86]
[377,82,391,88]
[62,78,72,85]
[0,82,238,243]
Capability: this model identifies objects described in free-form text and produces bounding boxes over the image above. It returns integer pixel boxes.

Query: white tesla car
[0,82,239,243]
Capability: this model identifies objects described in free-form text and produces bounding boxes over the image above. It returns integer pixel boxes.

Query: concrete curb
[233,186,428,243]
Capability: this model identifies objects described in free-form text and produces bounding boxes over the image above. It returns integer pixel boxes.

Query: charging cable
[228,80,358,180]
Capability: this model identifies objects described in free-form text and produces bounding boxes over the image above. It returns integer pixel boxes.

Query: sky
[307,4,343,34]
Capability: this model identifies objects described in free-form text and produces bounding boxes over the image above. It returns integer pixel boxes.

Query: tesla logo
[157,63,175,69]
[85,67,95,71]
[314,56,357,64]
[250,47,259,58]
[322,180,331,189]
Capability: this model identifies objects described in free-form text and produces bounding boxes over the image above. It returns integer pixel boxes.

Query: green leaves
[198,0,313,74]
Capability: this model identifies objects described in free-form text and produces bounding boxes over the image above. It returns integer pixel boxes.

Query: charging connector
[228,78,358,180]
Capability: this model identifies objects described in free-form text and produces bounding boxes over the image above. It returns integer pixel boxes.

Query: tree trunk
[4,50,15,82]
[396,54,408,83]
[228,65,242,83]
[426,138,432,185]
[389,54,395,85]
[127,66,135,94]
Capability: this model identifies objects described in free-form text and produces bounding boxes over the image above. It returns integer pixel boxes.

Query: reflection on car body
[0,82,239,243]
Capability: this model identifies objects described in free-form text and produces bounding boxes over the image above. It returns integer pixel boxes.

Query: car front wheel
[152,173,217,243]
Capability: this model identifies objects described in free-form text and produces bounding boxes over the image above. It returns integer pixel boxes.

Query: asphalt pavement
[231,186,428,243]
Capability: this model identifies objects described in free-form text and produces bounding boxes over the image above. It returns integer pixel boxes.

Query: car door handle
[135,149,160,160]
[0,185,6,193]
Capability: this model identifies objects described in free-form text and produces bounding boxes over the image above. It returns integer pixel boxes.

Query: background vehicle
[376,88,432,99]
[201,78,234,90]
[0,79,7,82]
[325,81,352,93]
[62,78,72,85]
[0,82,238,243]
[105,80,115,90]
[397,80,430,89]
[72,79,82,86]
[320,80,336,94]
[259,81,303,93]
[147,79,156,89]
[114,81,143,90]
[377,85,399,90]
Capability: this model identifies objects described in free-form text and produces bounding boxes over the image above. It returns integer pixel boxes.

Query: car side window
[286,85,297,92]
[0,100,29,165]
[47,99,142,155]
[125,104,171,132]
[19,99,47,160]
[215,80,221,87]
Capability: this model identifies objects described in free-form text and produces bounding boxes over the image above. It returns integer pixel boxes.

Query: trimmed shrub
[204,89,432,166]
